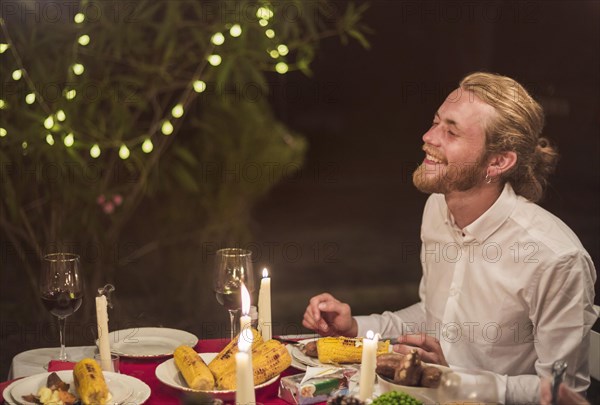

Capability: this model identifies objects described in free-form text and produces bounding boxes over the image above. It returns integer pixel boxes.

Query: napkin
[48,360,75,372]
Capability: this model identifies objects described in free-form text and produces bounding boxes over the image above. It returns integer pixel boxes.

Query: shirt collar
[446,183,518,244]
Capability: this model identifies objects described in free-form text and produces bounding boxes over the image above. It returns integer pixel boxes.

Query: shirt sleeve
[527,250,597,395]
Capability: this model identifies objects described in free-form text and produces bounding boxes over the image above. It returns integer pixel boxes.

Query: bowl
[376,364,450,403]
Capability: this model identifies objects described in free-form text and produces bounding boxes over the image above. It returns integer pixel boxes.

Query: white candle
[257,268,272,341]
[240,282,252,332]
[95,295,112,371]
[358,330,378,401]
[235,329,256,405]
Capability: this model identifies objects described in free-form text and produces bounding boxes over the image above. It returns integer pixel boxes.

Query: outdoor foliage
[0,0,369,320]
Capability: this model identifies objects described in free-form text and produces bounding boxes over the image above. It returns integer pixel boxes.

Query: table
[2,338,304,405]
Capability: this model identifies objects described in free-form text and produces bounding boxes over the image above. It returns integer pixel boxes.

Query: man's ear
[487,151,517,178]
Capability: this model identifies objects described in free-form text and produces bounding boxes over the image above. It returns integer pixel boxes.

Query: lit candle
[258,268,272,341]
[235,328,256,405]
[95,295,112,371]
[358,330,378,401]
[240,282,252,332]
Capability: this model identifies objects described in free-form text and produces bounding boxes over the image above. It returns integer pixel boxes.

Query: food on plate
[216,339,292,389]
[376,349,442,388]
[73,358,110,404]
[327,394,365,405]
[208,327,264,377]
[371,390,423,405]
[316,337,390,364]
[174,345,215,390]
[22,372,77,405]
[303,340,318,357]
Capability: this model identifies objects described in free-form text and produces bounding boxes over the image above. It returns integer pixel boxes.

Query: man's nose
[422,127,441,146]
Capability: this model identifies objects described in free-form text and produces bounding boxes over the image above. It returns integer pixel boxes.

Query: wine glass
[212,248,255,340]
[437,367,499,404]
[40,253,83,361]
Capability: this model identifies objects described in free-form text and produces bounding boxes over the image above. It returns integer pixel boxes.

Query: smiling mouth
[425,154,444,164]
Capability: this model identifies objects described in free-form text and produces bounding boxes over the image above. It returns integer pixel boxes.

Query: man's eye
[448,130,456,136]
[431,121,439,127]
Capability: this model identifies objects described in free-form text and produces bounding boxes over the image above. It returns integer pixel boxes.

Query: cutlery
[551,359,567,405]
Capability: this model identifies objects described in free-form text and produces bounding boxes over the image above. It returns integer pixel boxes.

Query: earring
[485,174,492,184]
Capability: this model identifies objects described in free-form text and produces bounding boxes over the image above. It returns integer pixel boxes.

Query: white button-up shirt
[355,183,597,404]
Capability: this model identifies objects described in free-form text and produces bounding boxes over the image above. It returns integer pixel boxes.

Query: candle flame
[366,330,374,340]
[262,268,269,278]
[241,282,250,315]
[238,327,253,352]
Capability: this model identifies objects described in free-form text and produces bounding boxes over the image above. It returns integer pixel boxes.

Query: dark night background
[1,0,598,394]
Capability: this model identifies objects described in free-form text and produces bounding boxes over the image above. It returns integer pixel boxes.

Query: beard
[412,158,487,194]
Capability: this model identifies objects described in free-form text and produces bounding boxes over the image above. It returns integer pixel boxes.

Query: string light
[256,7,274,20]
[0,99,6,109]
[46,134,54,145]
[74,13,85,24]
[22,141,28,149]
[265,29,275,39]
[119,144,130,159]
[90,144,101,158]
[72,64,85,75]
[211,33,225,46]
[78,35,91,46]
[277,44,289,56]
[56,110,66,122]
[64,133,75,147]
[65,89,77,100]
[12,69,22,80]
[161,120,174,135]
[259,19,269,27]
[230,24,242,37]
[142,138,154,153]
[0,128,7,137]
[0,43,8,53]
[25,93,36,104]
[275,62,288,74]
[193,80,207,93]
[269,50,279,58]
[207,54,222,66]
[171,104,184,118]
[43,116,55,130]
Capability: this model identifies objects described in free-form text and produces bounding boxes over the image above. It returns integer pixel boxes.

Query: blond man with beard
[302,72,597,404]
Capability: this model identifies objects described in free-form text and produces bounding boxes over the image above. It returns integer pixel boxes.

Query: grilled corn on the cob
[208,328,264,378]
[317,337,390,364]
[216,339,291,389]
[73,358,109,405]
[174,345,215,390]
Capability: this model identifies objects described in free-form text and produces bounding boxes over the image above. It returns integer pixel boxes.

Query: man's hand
[302,293,358,336]
[540,378,589,405]
[392,333,448,366]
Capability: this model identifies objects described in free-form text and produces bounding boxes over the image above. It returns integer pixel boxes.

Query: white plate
[289,338,323,368]
[107,327,198,358]
[6,370,133,405]
[155,352,279,401]
[285,344,308,371]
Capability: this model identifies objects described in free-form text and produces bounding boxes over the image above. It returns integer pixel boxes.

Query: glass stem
[57,316,68,361]
[228,310,237,340]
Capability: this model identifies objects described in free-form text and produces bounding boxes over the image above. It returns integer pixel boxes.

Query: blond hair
[459,72,558,202]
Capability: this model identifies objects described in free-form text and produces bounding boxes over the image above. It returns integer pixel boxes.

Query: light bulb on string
[65,89,77,100]
[275,62,289,74]
[211,33,225,45]
[230,24,242,37]
[46,134,54,145]
[78,35,91,46]
[256,7,273,20]
[64,133,75,147]
[193,80,207,93]
[171,104,184,118]
[0,128,7,137]
[207,54,222,66]
[90,144,101,158]
[74,13,85,23]
[72,64,85,75]
[259,19,268,27]
[22,141,28,150]
[142,138,154,153]
[161,120,174,135]
[0,99,6,109]
[277,44,289,56]
[269,50,279,59]
[12,69,22,80]
[0,43,9,53]
[25,93,36,104]
[56,110,66,122]
[43,116,55,130]
[265,29,275,39]
[119,144,130,159]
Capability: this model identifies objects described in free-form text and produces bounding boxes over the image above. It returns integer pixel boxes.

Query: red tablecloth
[1,338,303,405]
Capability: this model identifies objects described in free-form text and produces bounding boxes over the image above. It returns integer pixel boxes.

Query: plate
[289,338,325,368]
[107,327,198,358]
[285,343,308,371]
[155,352,279,400]
[6,370,133,405]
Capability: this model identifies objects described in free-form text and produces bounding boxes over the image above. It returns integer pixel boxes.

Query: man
[302,72,597,403]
